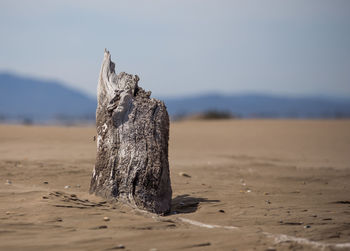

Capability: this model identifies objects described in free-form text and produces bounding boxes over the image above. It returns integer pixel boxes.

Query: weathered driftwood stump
[90,49,172,214]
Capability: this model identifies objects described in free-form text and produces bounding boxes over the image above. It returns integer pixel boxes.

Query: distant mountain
[1,72,349,124]
[163,93,350,119]
[0,72,96,123]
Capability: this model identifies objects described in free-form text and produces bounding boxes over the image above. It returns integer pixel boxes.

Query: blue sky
[0,0,349,98]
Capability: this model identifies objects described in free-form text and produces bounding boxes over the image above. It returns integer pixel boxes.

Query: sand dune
[1,120,350,250]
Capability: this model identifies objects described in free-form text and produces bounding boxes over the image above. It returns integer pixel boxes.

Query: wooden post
[90,49,172,214]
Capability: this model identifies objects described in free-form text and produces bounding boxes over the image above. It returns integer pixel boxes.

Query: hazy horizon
[2,70,350,100]
[1,0,350,98]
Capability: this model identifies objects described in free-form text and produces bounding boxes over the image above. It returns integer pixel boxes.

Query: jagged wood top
[91,49,172,214]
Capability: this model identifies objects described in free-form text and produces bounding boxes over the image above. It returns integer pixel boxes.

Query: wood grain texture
[90,49,172,214]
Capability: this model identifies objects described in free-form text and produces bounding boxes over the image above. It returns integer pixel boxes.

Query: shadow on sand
[170,194,220,214]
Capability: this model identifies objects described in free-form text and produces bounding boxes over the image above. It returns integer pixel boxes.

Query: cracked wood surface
[89,49,172,214]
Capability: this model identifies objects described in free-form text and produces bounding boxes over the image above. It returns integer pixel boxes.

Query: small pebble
[247,189,251,193]
[239,179,246,185]
[179,172,191,178]
[5,211,11,215]
[219,209,225,213]
[279,221,303,225]
[103,216,110,221]
[98,225,108,229]
[264,192,269,195]
[70,194,77,198]
[15,162,23,168]
[76,184,81,188]
[56,217,63,222]
[43,181,49,184]
[304,225,311,229]
[42,196,49,199]
[64,185,70,189]
[112,244,125,249]
[265,200,271,204]
[5,180,12,185]
[191,242,211,247]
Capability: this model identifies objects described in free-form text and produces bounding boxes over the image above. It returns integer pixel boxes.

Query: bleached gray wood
[90,49,172,214]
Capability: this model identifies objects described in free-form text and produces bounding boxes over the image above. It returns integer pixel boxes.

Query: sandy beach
[0,120,350,250]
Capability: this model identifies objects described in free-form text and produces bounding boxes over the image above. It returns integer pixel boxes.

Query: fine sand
[0,120,350,250]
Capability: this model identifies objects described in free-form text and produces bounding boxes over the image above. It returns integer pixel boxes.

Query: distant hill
[0,72,96,123]
[163,94,350,119]
[1,72,350,124]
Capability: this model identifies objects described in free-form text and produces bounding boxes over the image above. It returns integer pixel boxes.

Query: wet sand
[0,120,350,250]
